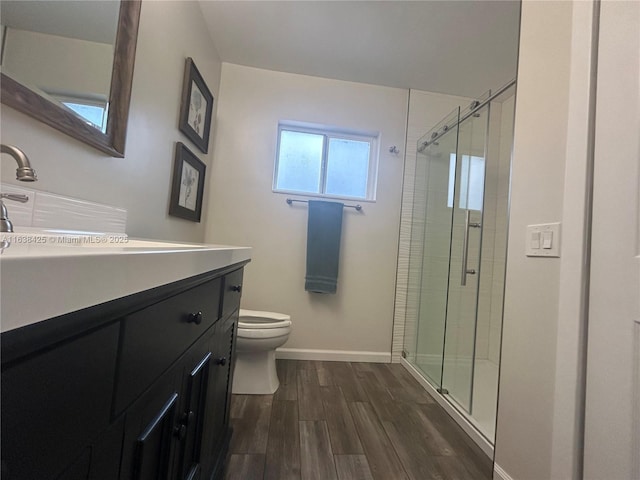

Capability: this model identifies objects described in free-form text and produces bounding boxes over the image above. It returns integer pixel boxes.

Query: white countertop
[0,231,251,333]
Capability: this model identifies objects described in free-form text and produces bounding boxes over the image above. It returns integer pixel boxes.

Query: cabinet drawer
[221,269,244,319]
[114,277,222,414]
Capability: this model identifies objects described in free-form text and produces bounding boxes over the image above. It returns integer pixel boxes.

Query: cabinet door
[1,323,119,480]
[176,351,212,480]
[133,392,179,480]
[215,317,237,434]
[57,449,91,480]
[88,417,125,480]
[120,366,182,480]
[201,315,238,476]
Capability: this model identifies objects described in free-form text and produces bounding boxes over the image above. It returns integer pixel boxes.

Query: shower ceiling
[198,0,520,98]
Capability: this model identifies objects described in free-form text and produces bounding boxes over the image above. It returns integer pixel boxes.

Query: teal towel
[305,200,344,294]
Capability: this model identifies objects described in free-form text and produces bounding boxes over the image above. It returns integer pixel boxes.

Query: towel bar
[286,198,362,211]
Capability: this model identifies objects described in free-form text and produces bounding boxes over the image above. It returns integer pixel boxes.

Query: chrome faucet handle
[1,200,14,232]
[0,194,29,232]
[0,193,29,203]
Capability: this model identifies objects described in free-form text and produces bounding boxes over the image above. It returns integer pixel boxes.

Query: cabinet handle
[187,312,203,325]
[230,285,242,293]
[173,424,187,440]
[215,357,227,366]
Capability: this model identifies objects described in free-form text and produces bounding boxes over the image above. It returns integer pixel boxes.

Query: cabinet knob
[215,357,227,366]
[230,285,242,293]
[173,424,187,440]
[187,312,203,325]
[180,410,194,426]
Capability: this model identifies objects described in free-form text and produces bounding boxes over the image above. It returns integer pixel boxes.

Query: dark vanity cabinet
[1,262,246,480]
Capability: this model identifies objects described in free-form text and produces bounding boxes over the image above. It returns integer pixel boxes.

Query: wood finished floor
[224,360,492,480]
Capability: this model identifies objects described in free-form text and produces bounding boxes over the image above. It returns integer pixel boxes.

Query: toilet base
[232,349,279,394]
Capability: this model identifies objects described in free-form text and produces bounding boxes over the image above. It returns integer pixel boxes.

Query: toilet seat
[238,309,292,330]
[237,326,291,339]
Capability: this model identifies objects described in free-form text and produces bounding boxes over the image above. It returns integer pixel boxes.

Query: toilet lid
[239,309,292,329]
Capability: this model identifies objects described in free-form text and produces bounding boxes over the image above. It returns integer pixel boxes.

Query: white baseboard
[275,348,391,363]
[493,463,514,480]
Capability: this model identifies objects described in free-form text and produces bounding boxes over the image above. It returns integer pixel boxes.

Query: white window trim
[273,121,379,202]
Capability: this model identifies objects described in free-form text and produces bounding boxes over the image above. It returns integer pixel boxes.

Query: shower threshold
[400,356,494,458]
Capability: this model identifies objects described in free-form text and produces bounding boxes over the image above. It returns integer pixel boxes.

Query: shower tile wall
[471,97,514,367]
[474,103,503,364]
[403,129,429,364]
[393,90,472,363]
[418,152,455,380]
[489,95,515,363]
[439,105,491,407]
[471,95,514,438]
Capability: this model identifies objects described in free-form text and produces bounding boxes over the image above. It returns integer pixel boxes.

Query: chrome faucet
[1,144,37,233]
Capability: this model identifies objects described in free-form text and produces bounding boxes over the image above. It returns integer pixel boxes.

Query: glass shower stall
[402,82,516,443]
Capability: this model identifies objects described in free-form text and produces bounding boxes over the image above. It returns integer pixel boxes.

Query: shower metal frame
[418,79,516,152]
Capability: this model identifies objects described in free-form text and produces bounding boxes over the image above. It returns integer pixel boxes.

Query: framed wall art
[178,57,214,153]
[169,142,206,222]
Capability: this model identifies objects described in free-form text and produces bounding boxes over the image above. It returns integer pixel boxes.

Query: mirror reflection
[0,1,120,132]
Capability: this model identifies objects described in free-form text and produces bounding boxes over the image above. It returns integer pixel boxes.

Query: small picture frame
[178,57,214,153]
[169,142,206,222]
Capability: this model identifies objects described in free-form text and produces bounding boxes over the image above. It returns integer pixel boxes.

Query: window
[47,91,109,133]
[62,101,108,132]
[274,122,378,201]
[447,153,485,211]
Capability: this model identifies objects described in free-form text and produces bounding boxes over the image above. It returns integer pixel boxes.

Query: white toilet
[232,309,292,394]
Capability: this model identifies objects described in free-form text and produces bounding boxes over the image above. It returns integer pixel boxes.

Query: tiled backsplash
[1,183,127,234]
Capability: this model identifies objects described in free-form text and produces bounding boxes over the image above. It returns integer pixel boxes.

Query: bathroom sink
[1,228,252,333]
[52,238,211,249]
[1,229,210,250]
[79,239,210,249]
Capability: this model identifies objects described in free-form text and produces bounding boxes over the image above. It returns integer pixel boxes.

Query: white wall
[495,3,634,478]
[550,2,598,478]
[3,28,113,100]
[494,1,577,479]
[583,1,640,478]
[0,1,221,241]
[204,63,407,358]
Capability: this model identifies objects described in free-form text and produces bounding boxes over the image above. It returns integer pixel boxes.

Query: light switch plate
[526,223,561,257]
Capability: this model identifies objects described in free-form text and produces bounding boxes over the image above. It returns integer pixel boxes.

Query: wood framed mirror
[0,0,141,158]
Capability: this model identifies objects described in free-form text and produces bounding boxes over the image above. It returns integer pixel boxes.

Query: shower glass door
[441,106,490,413]
[402,84,515,443]
[412,109,460,387]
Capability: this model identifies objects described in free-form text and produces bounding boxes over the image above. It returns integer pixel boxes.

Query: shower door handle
[461,210,481,286]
